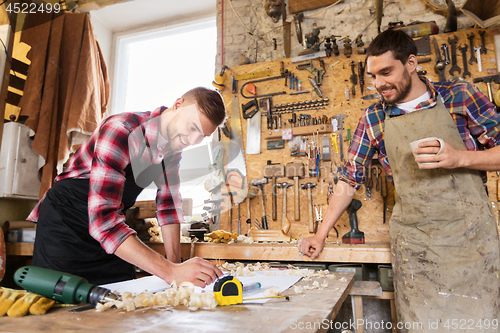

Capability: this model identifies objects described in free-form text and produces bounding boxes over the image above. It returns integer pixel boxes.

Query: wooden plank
[0,272,355,333]
[133,199,193,219]
[288,0,342,14]
[349,280,382,296]
[133,200,156,219]
[171,242,392,263]
[461,0,500,21]
[390,299,399,333]
[8,240,392,264]
[369,291,395,300]
[352,295,364,333]
[282,1,291,58]
[5,242,34,256]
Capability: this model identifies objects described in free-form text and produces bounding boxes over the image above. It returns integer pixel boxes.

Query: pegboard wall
[219,28,500,243]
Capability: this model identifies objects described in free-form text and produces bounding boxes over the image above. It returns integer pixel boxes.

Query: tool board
[219,27,500,242]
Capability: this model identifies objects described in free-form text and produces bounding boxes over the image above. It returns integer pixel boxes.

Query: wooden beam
[154,242,392,263]
[288,0,343,14]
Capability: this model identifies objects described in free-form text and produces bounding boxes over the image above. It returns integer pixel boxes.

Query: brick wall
[215,0,474,69]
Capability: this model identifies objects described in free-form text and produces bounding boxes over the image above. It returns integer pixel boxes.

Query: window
[112,17,218,220]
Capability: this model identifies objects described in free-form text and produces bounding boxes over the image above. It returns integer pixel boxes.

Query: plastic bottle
[395,21,439,38]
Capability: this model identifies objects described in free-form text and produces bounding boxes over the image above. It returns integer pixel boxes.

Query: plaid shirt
[341,77,500,190]
[28,107,183,254]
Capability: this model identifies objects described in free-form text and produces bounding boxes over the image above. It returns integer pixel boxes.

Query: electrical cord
[0,37,18,79]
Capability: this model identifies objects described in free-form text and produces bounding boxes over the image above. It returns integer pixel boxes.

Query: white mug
[409,137,444,169]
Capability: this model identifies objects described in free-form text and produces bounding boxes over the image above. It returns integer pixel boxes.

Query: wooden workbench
[0,273,355,333]
[6,241,392,263]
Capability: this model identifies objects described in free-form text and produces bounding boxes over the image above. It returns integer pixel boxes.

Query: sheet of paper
[101,275,170,294]
[208,271,302,304]
[101,270,303,304]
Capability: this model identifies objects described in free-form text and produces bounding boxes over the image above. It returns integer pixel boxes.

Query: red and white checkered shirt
[28,107,183,254]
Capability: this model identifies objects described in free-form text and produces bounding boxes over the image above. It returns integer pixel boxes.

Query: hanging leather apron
[385,98,500,332]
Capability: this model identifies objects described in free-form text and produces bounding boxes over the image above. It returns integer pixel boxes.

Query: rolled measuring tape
[213,275,243,306]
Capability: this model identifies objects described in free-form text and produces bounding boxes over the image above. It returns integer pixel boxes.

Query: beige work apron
[384,98,500,332]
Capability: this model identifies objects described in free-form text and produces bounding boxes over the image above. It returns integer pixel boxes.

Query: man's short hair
[182,87,226,127]
[366,29,418,65]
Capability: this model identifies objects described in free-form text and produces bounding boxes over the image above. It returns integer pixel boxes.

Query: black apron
[33,164,147,285]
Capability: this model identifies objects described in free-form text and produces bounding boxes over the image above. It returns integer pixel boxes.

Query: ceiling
[78,0,216,32]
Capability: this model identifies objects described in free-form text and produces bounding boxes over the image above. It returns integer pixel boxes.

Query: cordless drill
[342,199,365,244]
[14,266,119,305]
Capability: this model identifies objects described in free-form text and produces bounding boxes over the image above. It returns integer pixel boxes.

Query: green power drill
[14,266,119,305]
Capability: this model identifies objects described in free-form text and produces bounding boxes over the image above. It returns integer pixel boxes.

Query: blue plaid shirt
[341,77,500,189]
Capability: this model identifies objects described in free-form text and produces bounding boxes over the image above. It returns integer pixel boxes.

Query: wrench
[433,37,446,82]
[467,33,477,64]
[441,44,450,65]
[448,35,461,76]
[475,47,482,72]
[478,30,487,54]
[459,44,471,78]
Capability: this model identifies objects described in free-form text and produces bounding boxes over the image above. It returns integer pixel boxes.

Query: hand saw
[226,95,248,204]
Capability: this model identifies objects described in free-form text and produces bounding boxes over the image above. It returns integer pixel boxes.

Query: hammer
[301,182,317,233]
[473,74,500,102]
[263,161,285,221]
[221,191,236,233]
[276,182,293,234]
[249,178,269,229]
[286,162,305,221]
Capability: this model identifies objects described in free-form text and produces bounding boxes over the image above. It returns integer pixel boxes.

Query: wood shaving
[263,287,280,297]
[180,236,192,243]
[219,261,278,275]
[96,284,217,312]
[148,218,163,243]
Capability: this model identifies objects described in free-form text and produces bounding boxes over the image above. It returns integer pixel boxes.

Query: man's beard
[380,69,412,104]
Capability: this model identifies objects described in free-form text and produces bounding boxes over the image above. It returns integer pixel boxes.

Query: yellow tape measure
[213,276,243,306]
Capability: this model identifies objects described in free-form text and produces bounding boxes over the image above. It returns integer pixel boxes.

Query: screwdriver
[242,282,262,294]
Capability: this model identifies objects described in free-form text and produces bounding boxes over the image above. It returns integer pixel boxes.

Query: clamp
[296,60,325,85]
[241,99,259,119]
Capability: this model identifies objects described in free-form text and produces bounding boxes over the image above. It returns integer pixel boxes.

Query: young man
[29,87,225,287]
[299,30,500,328]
